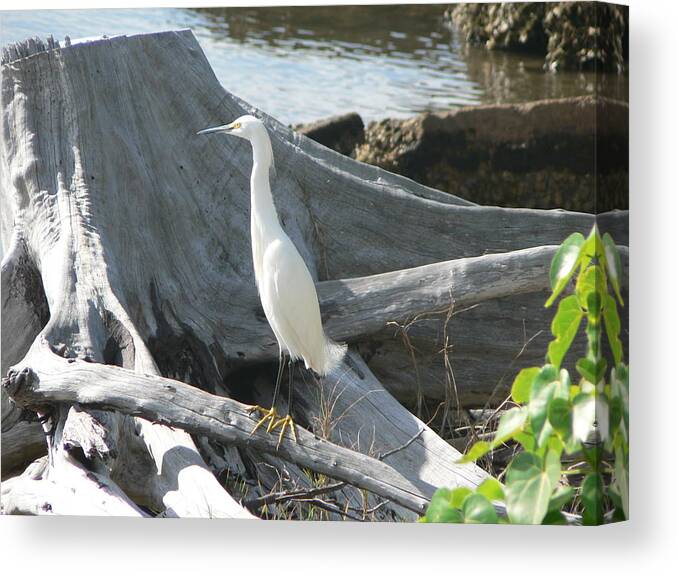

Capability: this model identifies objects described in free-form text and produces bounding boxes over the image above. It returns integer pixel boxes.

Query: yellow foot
[247,405,298,448]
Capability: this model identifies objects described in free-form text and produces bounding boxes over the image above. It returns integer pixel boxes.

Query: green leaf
[462,493,499,524]
[577,227,597,274]
[585,321,601,359]
[548,486,575,512]
[538,421,554,448]
[505,453,552,525]
[547,434,564,455]
[511,367,540,404]
[610,365,629,400]
[556,369,571,400]
[456,441,491,464]
[603,232,624,306]
[547,295,584,368]
[529,365,559,445]
[596,394,610,443]
[616,364,629,389]
[544,448,562,489]
[576,357,607,384]
[450,487,473,509]
[547,397,571,440]
[603,294,623,365]
[581,472,605,525]
[534,364,559,386]
[422,488,464,523]
[611,365,629,434]
[576,358,595,382]
[545,232,585,307]
[614,444,629,519]
[587,291,602,321]
[609,395,623,437]
[492,407,528,447]
[477,478,505,502]
[514,430,536,452]
[607,488,626,523]
[575,263,604,309]
[506,452,542,482]
[582,443,603,470]
[541,510,568,525]
[572,392,596,443]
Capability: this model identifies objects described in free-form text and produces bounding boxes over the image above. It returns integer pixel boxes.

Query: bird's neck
[249,130,280,233]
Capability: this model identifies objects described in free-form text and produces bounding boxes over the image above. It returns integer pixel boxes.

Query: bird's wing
[262,237,325,368]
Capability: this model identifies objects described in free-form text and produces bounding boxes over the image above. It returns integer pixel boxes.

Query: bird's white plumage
[263,237,321,364]
[200,115,346,375]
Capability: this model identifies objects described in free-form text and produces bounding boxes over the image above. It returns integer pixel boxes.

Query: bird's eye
[233,122,241,130]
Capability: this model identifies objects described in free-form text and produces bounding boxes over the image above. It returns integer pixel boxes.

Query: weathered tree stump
[0,30,627,519]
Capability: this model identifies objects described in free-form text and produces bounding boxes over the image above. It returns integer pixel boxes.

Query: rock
[446,2,548,54]
[543,3,628,72]
[295,112,365,156]
[354,96,628,213]
[446,2,628,73]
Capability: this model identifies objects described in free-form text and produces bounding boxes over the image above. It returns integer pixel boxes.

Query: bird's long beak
[196,124,232,136]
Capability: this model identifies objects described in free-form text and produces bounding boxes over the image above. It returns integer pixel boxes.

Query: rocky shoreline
[446,2,629,73]
[297,96,628,213]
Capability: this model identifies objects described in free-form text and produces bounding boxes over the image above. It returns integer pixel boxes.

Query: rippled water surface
[1,5,628,124]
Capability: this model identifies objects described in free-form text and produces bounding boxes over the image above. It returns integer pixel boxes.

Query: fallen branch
[0,452,148,517]
[4,354,437,514]
[242,427,427,512]
[319,245,556,341]
[244,482,346,512]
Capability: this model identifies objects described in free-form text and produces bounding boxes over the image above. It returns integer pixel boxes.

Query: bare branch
[377,427,426,461]
[4,354,436,515]
[319,245,556,341]
[245,427,428,512]
[294,498,364,521]
[243,481,345,511]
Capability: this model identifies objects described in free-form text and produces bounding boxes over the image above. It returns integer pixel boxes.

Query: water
[1,5,628,125]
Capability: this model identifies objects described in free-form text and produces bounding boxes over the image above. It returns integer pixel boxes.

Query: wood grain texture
[0,418,46,478]
[1,455,148,517]
[4,355,437,514]
[320,245,555,340]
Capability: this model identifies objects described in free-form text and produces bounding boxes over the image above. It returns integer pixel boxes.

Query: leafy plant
[421,227,628,525]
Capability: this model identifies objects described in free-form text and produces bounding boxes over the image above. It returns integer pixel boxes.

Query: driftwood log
[0,30,627,519]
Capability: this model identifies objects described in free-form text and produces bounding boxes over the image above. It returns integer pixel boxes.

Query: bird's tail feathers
[318,337,348,377]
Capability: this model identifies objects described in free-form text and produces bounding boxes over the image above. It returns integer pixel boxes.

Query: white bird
[198,115,346,444]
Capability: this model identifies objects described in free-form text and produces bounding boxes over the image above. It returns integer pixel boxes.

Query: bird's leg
[271,350,285,407]
[249,351,297,447]
[268,358,297,447]
[248,351,283,428]
[287,358,294,414]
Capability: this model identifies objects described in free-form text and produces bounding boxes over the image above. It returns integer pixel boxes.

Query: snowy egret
[197,115,346,445]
